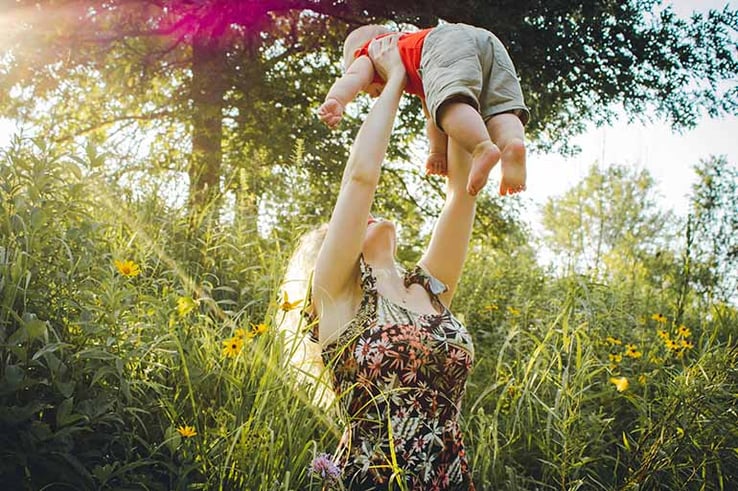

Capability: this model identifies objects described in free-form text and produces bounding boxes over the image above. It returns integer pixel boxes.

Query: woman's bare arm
[419,138,477,307]
[313,36,406,340]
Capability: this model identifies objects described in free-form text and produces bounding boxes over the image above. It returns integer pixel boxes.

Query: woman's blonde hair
[278,224,334,405]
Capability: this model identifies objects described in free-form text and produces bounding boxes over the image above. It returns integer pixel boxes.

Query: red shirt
[354,28,433,98]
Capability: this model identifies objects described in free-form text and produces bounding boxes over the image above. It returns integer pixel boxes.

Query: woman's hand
[367,34,406,85]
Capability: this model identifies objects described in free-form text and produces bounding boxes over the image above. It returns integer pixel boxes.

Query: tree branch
[53,111,177,144]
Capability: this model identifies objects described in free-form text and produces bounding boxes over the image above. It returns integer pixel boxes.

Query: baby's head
[342,24,392,71]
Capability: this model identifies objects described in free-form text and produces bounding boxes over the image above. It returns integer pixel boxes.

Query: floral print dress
[320,256,476,490]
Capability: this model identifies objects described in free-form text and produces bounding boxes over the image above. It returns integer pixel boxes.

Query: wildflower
[651,313,667,324]
[610,376,629,392]
[252,323,268,335]
[680,339,694,350]
[657,329,670,340]
[624,343,642,359]
[222,336,244,358]
[506,306,520,316]
[280,291,302,311]
[484,304,499,311]
[664,338,680,351]
[309,453,340,482]
[638,374,647,385]
[114,259,141,277]
[676,325,691,338]
[177,296,198,317]
[608,353,623,364]
[606,336,622,346]
[176,425,197,438]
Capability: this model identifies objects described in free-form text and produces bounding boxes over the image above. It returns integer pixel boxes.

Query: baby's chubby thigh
[420,23,490,129]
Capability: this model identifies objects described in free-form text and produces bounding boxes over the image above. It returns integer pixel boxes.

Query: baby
[318,23,530,196]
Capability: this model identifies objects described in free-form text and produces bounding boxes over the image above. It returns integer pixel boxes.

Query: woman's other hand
[367,34,406,84]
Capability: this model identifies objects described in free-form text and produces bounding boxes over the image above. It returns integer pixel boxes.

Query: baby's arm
[318,56,375,128]
[423,99,449,176]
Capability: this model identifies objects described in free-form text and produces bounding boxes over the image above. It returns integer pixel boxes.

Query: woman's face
[362,215,396,261]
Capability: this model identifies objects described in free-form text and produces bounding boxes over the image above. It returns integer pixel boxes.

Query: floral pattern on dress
[321,256,475,490]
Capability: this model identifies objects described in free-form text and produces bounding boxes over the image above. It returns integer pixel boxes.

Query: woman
[295,35,478,489]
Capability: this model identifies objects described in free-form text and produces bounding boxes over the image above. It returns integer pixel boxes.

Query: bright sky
[521,0,738,228]
[525,112,738,219]
[1,0,735,226]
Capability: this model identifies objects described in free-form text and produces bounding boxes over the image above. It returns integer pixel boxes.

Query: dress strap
[404,264,448,311]
[358,254,378,295]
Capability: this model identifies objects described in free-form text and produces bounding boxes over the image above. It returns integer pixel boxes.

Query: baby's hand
[425,152,448,176]
[318,98,345,129]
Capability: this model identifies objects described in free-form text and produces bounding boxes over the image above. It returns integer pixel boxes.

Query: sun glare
[0,2,90,50]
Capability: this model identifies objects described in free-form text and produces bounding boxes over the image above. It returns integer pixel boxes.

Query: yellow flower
[484,304,499,311]
[657,329,670,340]
[176,425,197,438]
[279,291,302,312]
[506,306,520,316]
[610,376,629,392]
[234,328,255,341]
[177,296,198,317]
[638,374,647,385]
[252,323,268,335]
[651,313,667,324]
[676,325,691,338]
[664,338,679,351]
[680,339,694,350]
[222,336,244,358]
[114,259,141,277]
[624,343,642,359]
[606,336,622,346]
[609,353,623,364]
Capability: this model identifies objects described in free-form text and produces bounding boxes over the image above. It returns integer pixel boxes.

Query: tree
[687,155,738,302]
[541,163,674,277]
[1,0,736,226]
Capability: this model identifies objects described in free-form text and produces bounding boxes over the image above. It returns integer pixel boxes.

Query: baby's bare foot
[467,141,501,196]
[499,138,526,195]
[425,152,448,176]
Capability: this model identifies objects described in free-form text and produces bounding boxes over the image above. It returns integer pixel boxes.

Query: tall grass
[1,139,736,490]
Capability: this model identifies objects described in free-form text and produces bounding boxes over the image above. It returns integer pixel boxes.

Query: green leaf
[32,342,74,361]
[24,318,48,341]
[56,397,74,427]
[30,207,47,229]
[164,425,182,454]
[55,380,76,399]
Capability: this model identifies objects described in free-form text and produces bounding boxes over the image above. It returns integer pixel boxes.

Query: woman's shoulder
[405,262,449,296]
[312,278,364,347]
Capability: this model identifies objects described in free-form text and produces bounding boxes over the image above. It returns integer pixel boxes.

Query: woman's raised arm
[419,138,477,308]
[312,36,406,334]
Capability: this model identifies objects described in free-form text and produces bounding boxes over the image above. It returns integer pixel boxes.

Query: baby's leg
[426,118,449,176]
[486,113,526,195]
[437,101,500,196]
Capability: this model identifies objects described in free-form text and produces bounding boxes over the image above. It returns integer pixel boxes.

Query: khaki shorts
[420,23,530,131]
